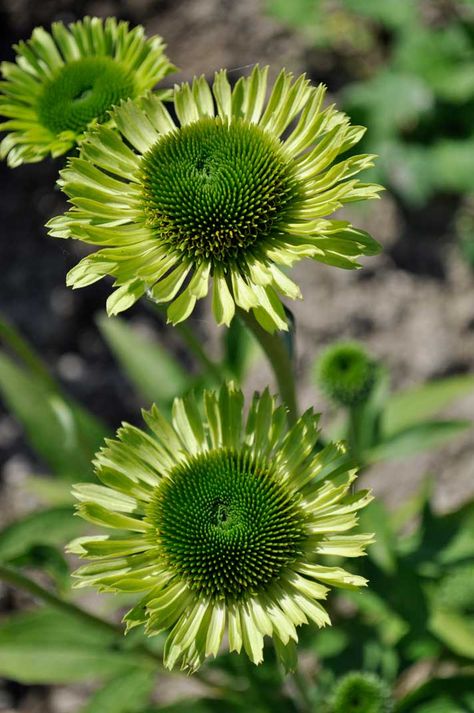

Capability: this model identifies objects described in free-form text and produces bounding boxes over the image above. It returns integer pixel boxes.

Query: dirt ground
[0,0,473,710]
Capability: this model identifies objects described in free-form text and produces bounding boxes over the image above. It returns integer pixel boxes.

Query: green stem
[0,565,222,688]
[151,304,223,384]
[347,403,366,470]
[0,565,167,670]
[0,565,118,636]
[291,667,313,713]
[0,314,56,390]
[237,309,298,426]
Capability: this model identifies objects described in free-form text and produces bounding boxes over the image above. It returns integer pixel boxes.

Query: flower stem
[0,565,168,671]
[0,564,118,635]
[0,565,223,689]
[237,309,298,426]
[291,667,313,713]
[150,303,223,384]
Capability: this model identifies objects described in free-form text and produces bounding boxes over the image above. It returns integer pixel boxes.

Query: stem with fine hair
[150,303,223,384]
[0,564,119,636]
[237,309,298,426]
[0,565,163,671]
[0,564,223,690]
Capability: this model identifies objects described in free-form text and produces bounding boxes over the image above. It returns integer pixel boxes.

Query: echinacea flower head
[68,383,373,672]
[331,672,393,713]
[48,66,382,332]
[0,17,175,166]
[316,341,377,407]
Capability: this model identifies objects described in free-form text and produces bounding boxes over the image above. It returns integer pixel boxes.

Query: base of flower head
[68,383,374,672]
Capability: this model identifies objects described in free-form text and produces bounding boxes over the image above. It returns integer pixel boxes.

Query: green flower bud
[316,342,377,407]
[332,672,393,713]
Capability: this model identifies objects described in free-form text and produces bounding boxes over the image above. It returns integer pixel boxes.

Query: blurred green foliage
[267,0,474,209]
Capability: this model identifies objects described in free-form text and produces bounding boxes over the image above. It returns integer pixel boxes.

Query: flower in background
[316,341,378,407]
[0,16,175,166]
[331,671,394,713]
[68,383,373,672]
[48,66,382,331]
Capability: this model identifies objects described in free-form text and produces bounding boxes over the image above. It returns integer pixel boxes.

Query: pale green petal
[192,75,215,118]
[212,272,235,326]
[213,69,232,121]
[315,533,375,557]
[73,483,139,513]
[240,604,264,664]
[205,602,226,657]
[77,502,151,532]
[227,602,243,653]
[149,263,192,303]
[218,382,244,450]
[172,394,207,455]
[296,563,368,590]
[106,279,146,315]
[67,535,151,559]
[174,82,200,125]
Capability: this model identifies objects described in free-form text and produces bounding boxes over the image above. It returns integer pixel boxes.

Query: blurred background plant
[1,0,474,711]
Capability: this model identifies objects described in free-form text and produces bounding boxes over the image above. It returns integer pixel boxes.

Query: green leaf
[396,676,474,712]
[0,351,107,479]
[367,420,471,463]
[0,608,147,684]
[9,544,70,592]
[343,0,417,28]
[431,139,474,194]
[358,500,397,574]
[97,313,190,408]
[81,669,156,713]
[222,316,257,383]
[345,588,408,646]
[0,314,54,389]
[0,507,83,563]
[384,375,474,436]
[429,609,474,659]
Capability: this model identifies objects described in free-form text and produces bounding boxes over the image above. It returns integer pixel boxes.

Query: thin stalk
[0,564,118,636]
[0,565,221,688]
[347,403,366,470]
[291,667,313,713]
[151,304,223,384]
[0,565,163,669]
[237,309,298,426]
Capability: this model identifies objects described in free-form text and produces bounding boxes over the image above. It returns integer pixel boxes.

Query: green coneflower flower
[0,16,175,166]
[316,342,378,407]
[67,383,373,672]
[331,672,393,713]
[48,66,382,332]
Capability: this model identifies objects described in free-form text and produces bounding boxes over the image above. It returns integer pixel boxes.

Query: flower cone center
[148,449,306,601]
[140,117,297,265]
[37,57,135,134]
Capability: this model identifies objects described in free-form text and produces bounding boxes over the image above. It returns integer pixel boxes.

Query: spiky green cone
[331,672,393,713]
[0,16,175,166]
[316,342,378,407]
[67,383,374,672]
[48,66,382,332]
